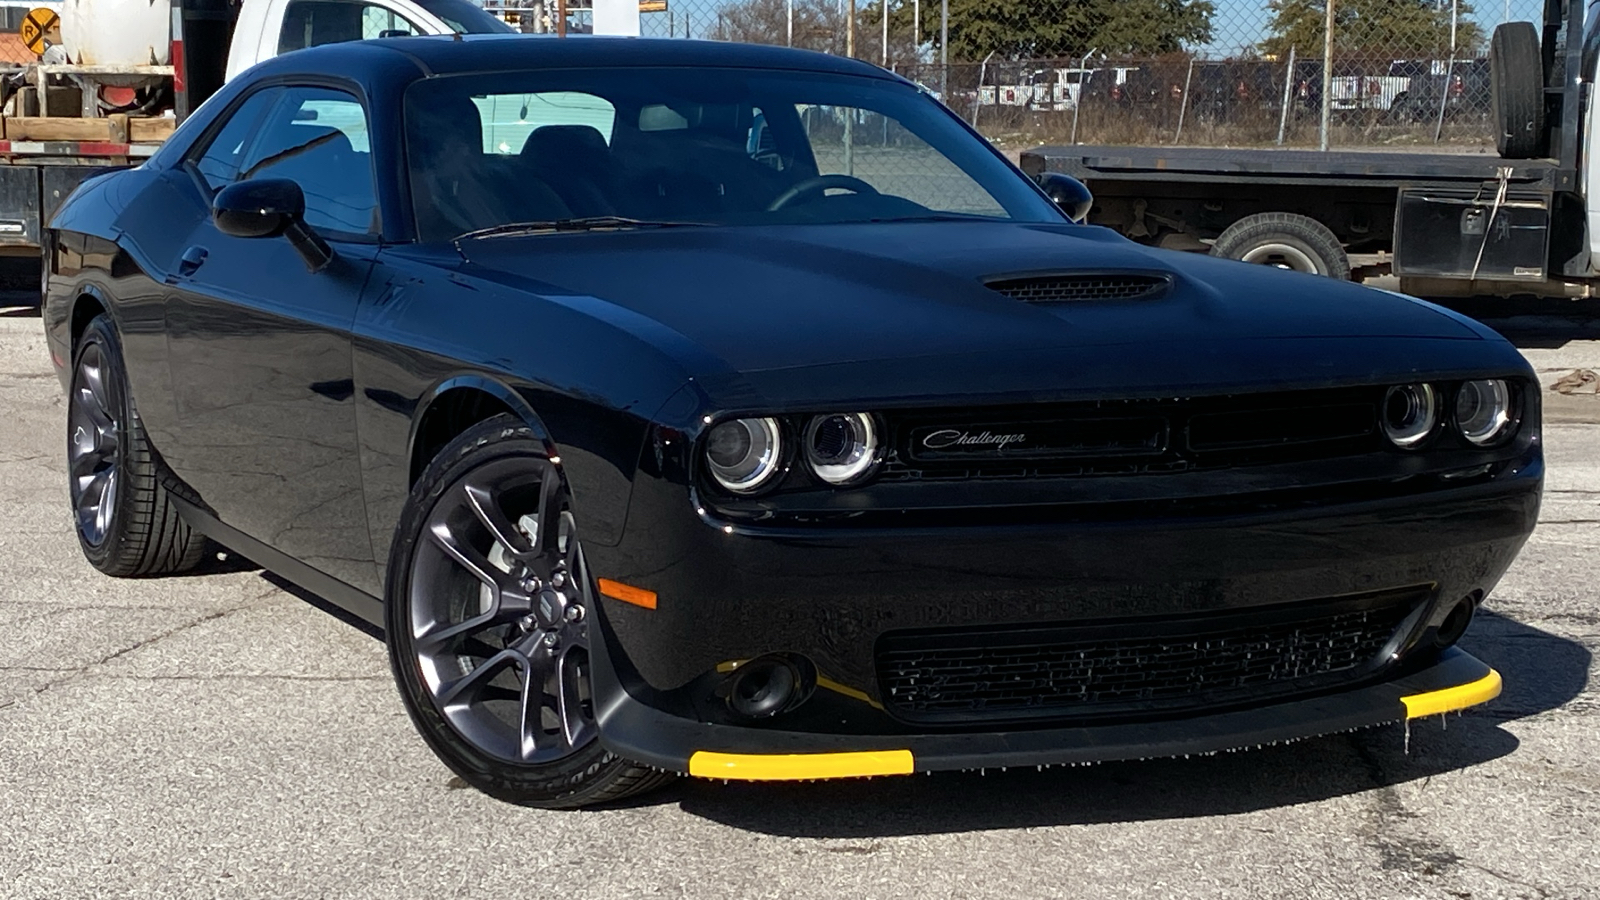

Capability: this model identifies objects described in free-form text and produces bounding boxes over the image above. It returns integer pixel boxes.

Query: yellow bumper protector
[688,749,914,780]
[1400,668,1502,719]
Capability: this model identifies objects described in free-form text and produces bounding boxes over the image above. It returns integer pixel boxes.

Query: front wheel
[1210,212,1350,280]
[386,415,674,808]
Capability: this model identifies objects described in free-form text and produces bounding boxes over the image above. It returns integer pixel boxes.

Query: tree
[711,0,1214,63]
[1261,0,1482,59]
[925,0,1213,61]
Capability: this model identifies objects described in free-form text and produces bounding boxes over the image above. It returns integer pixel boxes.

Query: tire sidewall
[384,416,624,806]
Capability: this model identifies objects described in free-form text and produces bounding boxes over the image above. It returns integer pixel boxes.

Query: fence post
[1071,48,1094,144]
[1319,0,1334,151]
[1172,57,1195,145]
[1277,45,1296,144]
[1434,0,1458,142]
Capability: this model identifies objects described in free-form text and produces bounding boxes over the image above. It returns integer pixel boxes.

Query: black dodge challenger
[42,35,1538,808]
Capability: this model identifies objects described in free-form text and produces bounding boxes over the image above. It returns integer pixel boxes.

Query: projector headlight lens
[705,417,783,493]
[1382,383,1438,449]
[1455,379,1514,446]
[804,413,880,485]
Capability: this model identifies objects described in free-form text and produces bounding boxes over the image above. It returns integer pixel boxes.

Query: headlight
[705,417,783,493]
[1382,383,1437,448]
[803,412,880,485]
[1455,379,1514,446]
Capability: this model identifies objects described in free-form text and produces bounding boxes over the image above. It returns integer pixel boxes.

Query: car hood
[457,221,1519,409]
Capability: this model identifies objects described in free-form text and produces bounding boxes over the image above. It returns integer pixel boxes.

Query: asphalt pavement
[1,301,1596,900]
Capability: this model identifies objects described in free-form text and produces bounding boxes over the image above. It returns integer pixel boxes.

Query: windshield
[416,0,514,33]
[403,66,1062,241]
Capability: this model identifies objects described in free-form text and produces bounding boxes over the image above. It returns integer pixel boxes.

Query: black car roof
[255,34,900,82]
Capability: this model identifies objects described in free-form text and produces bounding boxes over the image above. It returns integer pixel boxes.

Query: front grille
[987,273,1169,303]
[876,587,1428,725]
[882,387,1381,482]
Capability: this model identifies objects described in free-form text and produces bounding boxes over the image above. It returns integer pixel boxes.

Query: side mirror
[213,178,304,239]
[1036,172,1093,223]
[212,178,334,273]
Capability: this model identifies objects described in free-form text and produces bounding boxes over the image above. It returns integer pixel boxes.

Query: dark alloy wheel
[387,415,674,807]
[68,315,208,577]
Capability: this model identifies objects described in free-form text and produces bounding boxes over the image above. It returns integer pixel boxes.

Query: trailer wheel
[1210,212,1350,280]
[1490,22,1546,159]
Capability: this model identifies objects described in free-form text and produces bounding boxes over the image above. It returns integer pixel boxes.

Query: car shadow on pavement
[668,611,1589,836]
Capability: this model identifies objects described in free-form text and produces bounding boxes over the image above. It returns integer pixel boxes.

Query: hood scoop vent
[987,273,1170,303]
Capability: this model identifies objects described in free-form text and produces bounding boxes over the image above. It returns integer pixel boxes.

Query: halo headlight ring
[803,412,882,485]
[1454,379,1516,447]
[704,416,784,494]
[1382,383,1439,449]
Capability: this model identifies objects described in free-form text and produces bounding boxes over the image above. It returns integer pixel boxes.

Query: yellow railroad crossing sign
[19,7,60,56]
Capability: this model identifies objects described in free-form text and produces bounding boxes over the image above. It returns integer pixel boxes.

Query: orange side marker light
[597,578,657,610]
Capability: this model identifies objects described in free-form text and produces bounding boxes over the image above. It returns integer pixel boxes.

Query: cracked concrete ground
[1,306,1597,900]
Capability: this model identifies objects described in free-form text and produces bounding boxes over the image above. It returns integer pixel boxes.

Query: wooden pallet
[0,114,174,144]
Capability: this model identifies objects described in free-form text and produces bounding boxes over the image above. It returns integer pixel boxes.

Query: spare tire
[1491,22,1546,159]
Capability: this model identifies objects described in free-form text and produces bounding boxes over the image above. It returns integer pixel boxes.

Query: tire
[1490,22,1546,159]
[68,316,209,577]
[386,415,675,808]
[1210,212,1350,280]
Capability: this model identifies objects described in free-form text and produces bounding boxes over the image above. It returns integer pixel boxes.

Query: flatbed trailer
[1019,0,1595,300]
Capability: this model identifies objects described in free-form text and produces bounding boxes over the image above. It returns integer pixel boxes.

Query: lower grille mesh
[876,587,1427,724]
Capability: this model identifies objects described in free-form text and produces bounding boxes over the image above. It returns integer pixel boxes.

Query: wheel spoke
[534,466,562,557]
[81,359,113,422]
[427,519,516,596]
[517,661,545,760]
[462,478,535,560]
[436,648,521,709]
[75,385,113,433]
[554,647,594,749]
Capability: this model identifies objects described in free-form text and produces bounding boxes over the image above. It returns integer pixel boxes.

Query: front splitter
[592,641,1500,781]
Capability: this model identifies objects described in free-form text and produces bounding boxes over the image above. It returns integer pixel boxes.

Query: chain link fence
[488,0,1544,151]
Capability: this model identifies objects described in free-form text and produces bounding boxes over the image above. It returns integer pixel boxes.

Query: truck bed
[1020,145,1566,191]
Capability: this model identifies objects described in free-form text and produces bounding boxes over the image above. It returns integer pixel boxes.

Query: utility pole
[1319,0,1334,151]
[882,0,888,66]
[939,0,947,99]
[786,0,792,46]
[847,0,856,57]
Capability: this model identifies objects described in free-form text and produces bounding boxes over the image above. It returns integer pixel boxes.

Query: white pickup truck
[0,0,511,290]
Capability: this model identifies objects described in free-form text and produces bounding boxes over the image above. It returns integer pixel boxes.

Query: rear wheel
[1210,212,1350,280]
[1490,22,1546,159]
[68,315,208,577]
[386,415,675,808]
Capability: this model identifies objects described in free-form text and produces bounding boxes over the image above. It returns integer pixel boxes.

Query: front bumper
[581,444,1537,777]
[593,635,1500,779]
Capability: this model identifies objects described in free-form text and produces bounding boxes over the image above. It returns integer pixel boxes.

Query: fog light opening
[724,654,815,720]
[1435,596,1477,648]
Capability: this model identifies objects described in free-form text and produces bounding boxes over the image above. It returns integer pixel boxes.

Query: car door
[163,84,382,593]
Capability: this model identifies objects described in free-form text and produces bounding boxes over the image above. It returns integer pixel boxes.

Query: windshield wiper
[457,217,710,240]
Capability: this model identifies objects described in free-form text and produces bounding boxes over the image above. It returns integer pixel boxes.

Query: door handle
[177,246,208,278]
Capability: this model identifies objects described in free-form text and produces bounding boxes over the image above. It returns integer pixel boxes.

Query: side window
[239,87,378,237]
[278,0,422,54]
[190,88,282,193]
